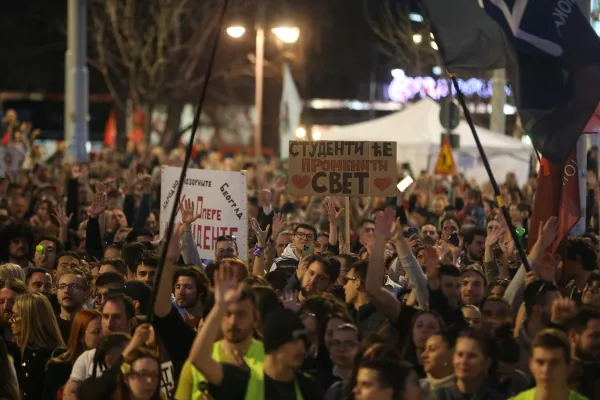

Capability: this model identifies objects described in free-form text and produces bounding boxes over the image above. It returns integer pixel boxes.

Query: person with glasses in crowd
[270,223,318,280]
[325,323,360,400]
[55,268,90,343]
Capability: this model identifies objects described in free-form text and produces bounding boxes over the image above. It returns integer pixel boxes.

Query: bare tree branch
[365,0,438,73]
[89,0,253,147]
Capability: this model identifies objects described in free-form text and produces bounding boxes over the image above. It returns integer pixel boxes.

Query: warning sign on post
[288,141,397,197]
[434,137,457,175]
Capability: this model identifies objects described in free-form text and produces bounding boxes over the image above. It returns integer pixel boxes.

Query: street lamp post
[227,5,299,161]
[254,3,266,162]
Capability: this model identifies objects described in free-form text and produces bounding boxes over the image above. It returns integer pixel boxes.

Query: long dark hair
[0,340,20,400]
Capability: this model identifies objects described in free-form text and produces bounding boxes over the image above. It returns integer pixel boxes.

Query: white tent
[324,98,532,185]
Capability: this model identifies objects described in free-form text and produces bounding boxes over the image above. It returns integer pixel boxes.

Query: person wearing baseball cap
[189,263,322,399]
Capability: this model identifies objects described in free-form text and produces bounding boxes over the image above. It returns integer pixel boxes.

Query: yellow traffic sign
[434,137,457,175]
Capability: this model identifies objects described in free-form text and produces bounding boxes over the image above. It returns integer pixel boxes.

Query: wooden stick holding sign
[344,197,351,253]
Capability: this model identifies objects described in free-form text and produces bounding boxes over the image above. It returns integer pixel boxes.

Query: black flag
[482,0,600,164]
[421,0,508,74]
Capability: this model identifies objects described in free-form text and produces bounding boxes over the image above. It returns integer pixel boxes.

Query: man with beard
[287,254,339,302]
[460,266,487,307]
[462,227,486,265]
[178,284,265,399]
[0,221,34,269]
[517,281,562,374]
[55,268,89,342]
[173,267,209,330]
[551,300,600,399]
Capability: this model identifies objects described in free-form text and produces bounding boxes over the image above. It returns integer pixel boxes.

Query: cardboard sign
[434,137,457,175]
[160,166,248,261]
[288,141,397,197]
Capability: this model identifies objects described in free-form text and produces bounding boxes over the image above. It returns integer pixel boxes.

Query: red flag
[104,110,117,148]
[529,150,581,253]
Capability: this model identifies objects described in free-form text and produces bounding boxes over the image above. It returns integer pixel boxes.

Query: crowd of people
[2,113,600,399]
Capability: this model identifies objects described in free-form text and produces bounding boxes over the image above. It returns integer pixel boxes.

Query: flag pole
[146,0,231,323]
[450,76,532,272]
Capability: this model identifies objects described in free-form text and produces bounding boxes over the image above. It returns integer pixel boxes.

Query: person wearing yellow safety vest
[189,263,322,399]
[510,329,588,400]
[175,284,265,400]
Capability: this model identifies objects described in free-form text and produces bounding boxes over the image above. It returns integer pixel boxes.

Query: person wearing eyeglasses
[215,235,238,261]
[344,260,397,341]
[269,223,318,281]
[56,268,90,343]
[325,323,360,400]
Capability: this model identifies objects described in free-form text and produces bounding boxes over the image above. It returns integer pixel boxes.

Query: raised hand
[551,298,577,325]
[281,290,302,312]
[181,198,201,226]
[52,205,73,227]
[250,217,270,247]
[271,213,285,239]
[274,175,287,195]
[524,271,538,286]
[323,197,344,223]
[374,207,396,240]
[214,262,242,306]
[124,163,138,189]
[89,184,108,218]
[485,226,504,248]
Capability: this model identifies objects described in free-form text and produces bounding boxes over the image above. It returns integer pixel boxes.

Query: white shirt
[70,349,103,381]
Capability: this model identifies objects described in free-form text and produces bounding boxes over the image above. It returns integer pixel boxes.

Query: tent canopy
[324,98,532,185]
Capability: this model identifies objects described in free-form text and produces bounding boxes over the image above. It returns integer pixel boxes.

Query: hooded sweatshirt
[269,243,300,281]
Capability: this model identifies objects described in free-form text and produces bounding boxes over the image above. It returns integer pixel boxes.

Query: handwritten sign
[160,166,248,261]
[288,141,397,197]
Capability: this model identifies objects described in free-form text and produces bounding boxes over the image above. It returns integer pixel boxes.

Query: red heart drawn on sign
[292,175,310,190]
[374,177,392,192]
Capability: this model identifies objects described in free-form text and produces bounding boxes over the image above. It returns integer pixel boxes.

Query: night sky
[0,0,394,100]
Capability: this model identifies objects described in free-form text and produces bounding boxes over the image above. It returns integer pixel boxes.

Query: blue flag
[483,0,600,164]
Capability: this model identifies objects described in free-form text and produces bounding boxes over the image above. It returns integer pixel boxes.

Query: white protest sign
[160,166,248,261]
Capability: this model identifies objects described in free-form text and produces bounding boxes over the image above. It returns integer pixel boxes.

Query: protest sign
[0,147,25,179]
[288,141,397,197]
[160,166,248,261]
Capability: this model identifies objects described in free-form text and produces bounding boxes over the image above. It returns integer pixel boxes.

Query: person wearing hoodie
[269,223,318,281]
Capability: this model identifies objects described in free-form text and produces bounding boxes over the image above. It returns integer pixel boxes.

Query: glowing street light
[295,127,307,138]
[391,69,405,78]
[430,41,438,50]
[226,26,246,38]
[412,34,422,44]
[272,27,300,43]
[311,129,322,141]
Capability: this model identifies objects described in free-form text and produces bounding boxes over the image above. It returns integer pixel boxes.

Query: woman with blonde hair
[10,292,65,399]
[43,309,103,400]
[0,264,25,282]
